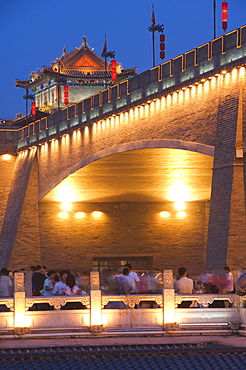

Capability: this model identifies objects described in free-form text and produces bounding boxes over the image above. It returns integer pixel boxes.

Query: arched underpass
[39,148,213,275]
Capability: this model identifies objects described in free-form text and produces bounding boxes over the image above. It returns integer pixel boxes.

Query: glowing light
[61,202,72,211]
[92,211,102,218]
[174,202,186,211]
[167,94,171,106]
[168,183,191,202]
[197,84,203,94]
[177,211,187,218]
[56,184,78,202]
[160,211,170,218]
[161,96,165,107]
[75,212,86,219]
[150,101,155,112]
[172,92,177,103]
[93,122,97,134]
[240,67,245,77]
[58,212,68,218]
[232,68,237,80]
[221,70,227,74]
[204,80,209,93]
[2,154,12,161]
[185,88,190,100]
[84,126,89,136]
[145,104,149,115]
[120,112,124,123]
[225,72,230,84]
[14,313,30,328]
[139,105,144,117]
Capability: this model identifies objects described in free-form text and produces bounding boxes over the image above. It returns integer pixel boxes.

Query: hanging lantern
[160,33,165,60]
[111,60,117,82]
[64,85,69,104]
[31,101,36,120]
[222,2,228,32]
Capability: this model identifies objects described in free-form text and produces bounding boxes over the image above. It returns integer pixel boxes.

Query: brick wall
[9,156,41,270]
[32,201,209,276]
[0,154,16,231]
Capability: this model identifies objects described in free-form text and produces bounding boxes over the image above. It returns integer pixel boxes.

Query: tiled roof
[0,343,246,369]
[43,68,136,78]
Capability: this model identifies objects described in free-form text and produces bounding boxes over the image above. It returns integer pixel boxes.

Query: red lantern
[222,2,228,31]
[160,33,165,60]
[31,101,36,120]
[64,85,69,104]
[111,60,117,82]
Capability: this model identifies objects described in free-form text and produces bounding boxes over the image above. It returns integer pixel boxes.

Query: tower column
[206,74,246,272]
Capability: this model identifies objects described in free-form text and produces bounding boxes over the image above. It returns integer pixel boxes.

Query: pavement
[0,335,245,349]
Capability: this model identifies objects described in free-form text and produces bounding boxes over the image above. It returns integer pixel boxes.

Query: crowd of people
[0,263,246,308]
[31,265,88,297]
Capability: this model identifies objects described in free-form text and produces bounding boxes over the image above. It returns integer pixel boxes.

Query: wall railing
[0,270,245,336]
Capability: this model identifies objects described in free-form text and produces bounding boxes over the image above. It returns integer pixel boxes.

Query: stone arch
[38,139,214,201]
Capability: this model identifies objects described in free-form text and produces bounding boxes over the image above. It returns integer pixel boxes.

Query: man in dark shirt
[32,265,45,296]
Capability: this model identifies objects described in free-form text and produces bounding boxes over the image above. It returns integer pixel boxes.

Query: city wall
[0,27,246,272]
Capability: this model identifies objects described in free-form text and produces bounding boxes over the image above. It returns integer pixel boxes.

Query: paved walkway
[0,335,245,349]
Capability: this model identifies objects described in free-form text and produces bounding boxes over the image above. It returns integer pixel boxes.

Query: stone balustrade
[0,270,245,336]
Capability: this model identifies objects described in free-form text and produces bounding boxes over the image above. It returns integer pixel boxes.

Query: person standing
[0,268,13,297]
[32,265,45,296]
[224,266,234,293]
[43,270,56,296]
[124,264,140,293]
[174,267,193,308]
[115,267,132,295]
[53,270,68,295]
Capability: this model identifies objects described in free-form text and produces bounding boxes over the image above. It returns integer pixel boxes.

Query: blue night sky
[1,0,245,119]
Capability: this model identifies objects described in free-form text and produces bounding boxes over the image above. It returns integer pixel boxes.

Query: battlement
[9,25,246,150]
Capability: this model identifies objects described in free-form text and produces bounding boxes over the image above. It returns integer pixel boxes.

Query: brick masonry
[25,201,208,275]
[0,27,246,274]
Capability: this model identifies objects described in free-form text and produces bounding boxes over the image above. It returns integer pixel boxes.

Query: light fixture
[159,211,170,218]
[174,202,186,211]
[2,154,11,161]
[58,212,68,218]
[177,211,187,218]
[61,202,72,211]
[75,212,86,219]
[92,211,102,218]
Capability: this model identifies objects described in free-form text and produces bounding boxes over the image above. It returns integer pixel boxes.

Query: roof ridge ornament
[81,35,89,50]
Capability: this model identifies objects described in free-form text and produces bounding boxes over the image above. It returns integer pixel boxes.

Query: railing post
[14,272,27,333]
[90,271,103,333]
[163,270,176,328]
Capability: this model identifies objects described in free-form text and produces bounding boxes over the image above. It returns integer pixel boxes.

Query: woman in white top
[64,274,84,310]
[64,274,80,295]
